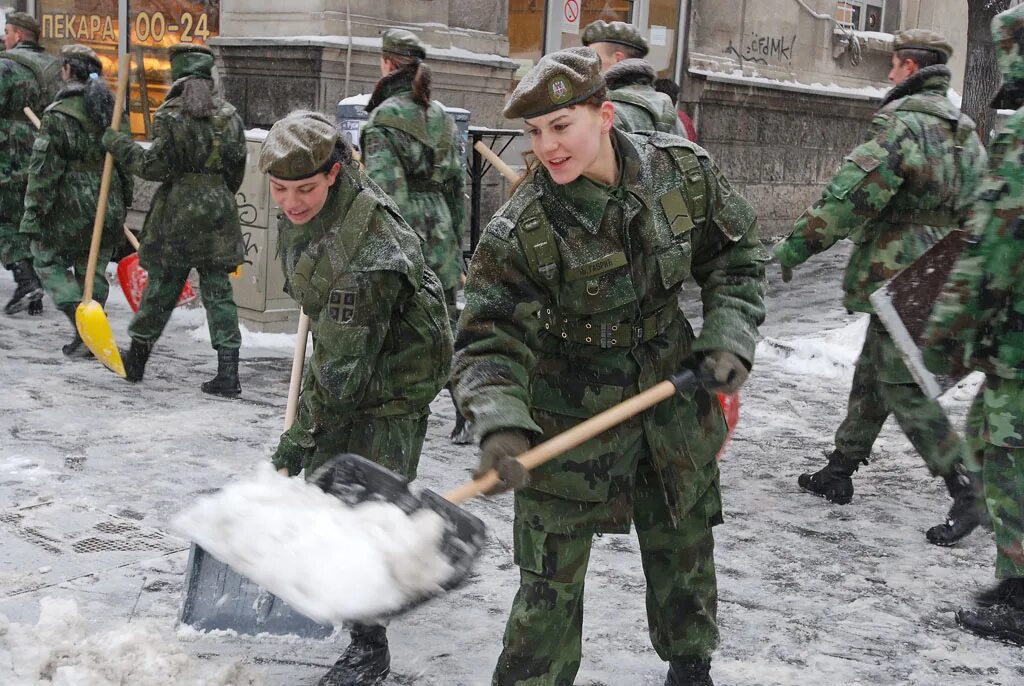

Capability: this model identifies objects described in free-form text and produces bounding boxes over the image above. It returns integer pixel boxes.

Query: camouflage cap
[61,43,100,67]
[992,4,1024,108]
[170,43,214,81]
[259,111,340,180]
[893,29,953,60]
[581,20,649,57]
[382,28,426,59]
[4,11,41,36]
[503,47,604,120]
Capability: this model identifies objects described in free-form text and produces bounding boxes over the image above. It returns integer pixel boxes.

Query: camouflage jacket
[605,59,687,137]
[452,129,766,526]
[0,42,57,222]
[924,108,1024,384]
[278,161,452,426]
[20,86,134,253]
[774,65,987,313]
[361,69,466,291]
[102,82,246,270]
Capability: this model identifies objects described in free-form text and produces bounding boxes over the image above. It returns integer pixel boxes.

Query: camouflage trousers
[0,220,32,266]
[272,398,429,481]
[835,316,965,475]
[30,240,112,309]
[493,457,719,686]
[967,377,1024,579]
[129,265,241,350]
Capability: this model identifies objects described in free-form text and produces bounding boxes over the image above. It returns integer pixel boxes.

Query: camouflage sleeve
[360,127,410,210]
[773,114,909,268]
[924,126,1024,362]
[445,141,466,268]
[19,111,67,237]
[308,227,406,409]
[451,219,545,441]
[102,112,176,182]
[0,63,13,112]
[689,159,768,365]
[116,118,134,212]
[223,118,247,194]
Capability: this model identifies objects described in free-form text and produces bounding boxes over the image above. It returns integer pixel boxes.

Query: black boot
[122,339,153,383]
[975,578,1024,610]
[797,449,863,505]
[665,657,713,686]
[956,605,1024,646]
[926,467,985,546]
[58,305,91,358]
[201,348,241,397]
[4,259,43,315]
[318,624,390,686]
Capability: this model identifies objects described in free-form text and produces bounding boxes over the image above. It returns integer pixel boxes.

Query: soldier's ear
[599,100,615,134]
[325,162,342,186]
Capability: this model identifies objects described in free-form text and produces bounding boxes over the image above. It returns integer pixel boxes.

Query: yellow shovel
[77,55,131,377]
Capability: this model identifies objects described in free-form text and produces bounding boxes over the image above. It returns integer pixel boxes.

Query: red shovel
[117,226,197,312]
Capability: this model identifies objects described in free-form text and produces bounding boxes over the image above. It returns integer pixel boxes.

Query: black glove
[476,430,531,494]
[780,265,793,283]
[699,350,749,394]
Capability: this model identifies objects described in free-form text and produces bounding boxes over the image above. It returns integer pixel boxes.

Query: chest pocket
[656,186,695,289]
[289,248,333,318]
[558,249,636,317]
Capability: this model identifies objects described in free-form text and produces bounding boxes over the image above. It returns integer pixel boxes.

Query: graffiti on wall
[725,32,797,65]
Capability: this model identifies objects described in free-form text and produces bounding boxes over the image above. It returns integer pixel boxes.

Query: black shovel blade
[178,543,334,638]
[312,454,488,618]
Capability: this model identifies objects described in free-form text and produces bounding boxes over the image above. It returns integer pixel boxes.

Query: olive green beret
[170,43,214,81]
[5,12,40,36]
[581,20,648,57]
[61,43,100,67]
[893,29,953,60]
[259,111,340,180]
[382,28,426,59]
[503,47,604,120]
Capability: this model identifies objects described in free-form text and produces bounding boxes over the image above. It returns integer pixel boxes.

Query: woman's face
[525,101,615,185]
[269,163,341,225]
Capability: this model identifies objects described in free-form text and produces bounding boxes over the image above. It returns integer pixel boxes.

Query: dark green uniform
[0,41,57,267]
[270,162,453,479]
[102,83,246,352]
[361,69,466,325]
[605,58,687,137]
[20,83,133,308]
[453,128,766,684]
[774,64,986,476]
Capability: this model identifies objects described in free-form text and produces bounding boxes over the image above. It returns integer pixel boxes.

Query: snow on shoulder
[173,464,454,625]
[0,597,261,685]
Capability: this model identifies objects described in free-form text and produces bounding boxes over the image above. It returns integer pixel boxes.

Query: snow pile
[0,597,261,685]
[757,316,868,379]
[173,465,454,625]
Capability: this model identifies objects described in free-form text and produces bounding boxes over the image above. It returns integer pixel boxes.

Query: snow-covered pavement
[1,245,1021,685]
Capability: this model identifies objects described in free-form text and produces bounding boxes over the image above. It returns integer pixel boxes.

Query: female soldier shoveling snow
[259,111,452,686]
[451,48,767,686]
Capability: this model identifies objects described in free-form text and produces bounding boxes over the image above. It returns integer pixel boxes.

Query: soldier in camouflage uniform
[261,111,452,686]
[581,20,687,137]
[922,4,1024,646]
[773,30,988,547]
[20,44,133,358]
[102,44,246,396]
[0,12,59,316]
[360,28,470,443]
[452,48,766,686]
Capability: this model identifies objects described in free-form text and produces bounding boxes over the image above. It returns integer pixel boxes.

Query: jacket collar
[881,64,951,107]
[604,59,656,90]
[365,68,415,113]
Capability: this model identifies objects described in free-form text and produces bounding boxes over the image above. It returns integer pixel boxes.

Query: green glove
[101,127,129,153]
[477,429,531,494]
[700,350,749,393]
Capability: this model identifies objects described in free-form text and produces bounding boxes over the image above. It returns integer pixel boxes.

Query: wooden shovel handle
[473,141,519,183]
[122,225,140,250]
[23,107,41,129]
[443,369,705,505]
[284,311,311,431]
[83,55,130,304]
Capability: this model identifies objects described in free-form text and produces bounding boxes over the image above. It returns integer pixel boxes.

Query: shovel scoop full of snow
[117,253,197,313]
[173,458,486,628]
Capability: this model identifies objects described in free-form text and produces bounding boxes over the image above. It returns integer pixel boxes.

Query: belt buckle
[633,324,644,344]
[599,323,614,348]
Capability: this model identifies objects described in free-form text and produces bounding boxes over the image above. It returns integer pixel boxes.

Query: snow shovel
[117,226,198,312]
[77,54,131,377]
[308,365,721,621]
[177,310,335,637]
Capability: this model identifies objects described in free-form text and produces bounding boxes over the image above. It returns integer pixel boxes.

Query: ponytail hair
[385,53,432,108]
[64,57,114,131]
